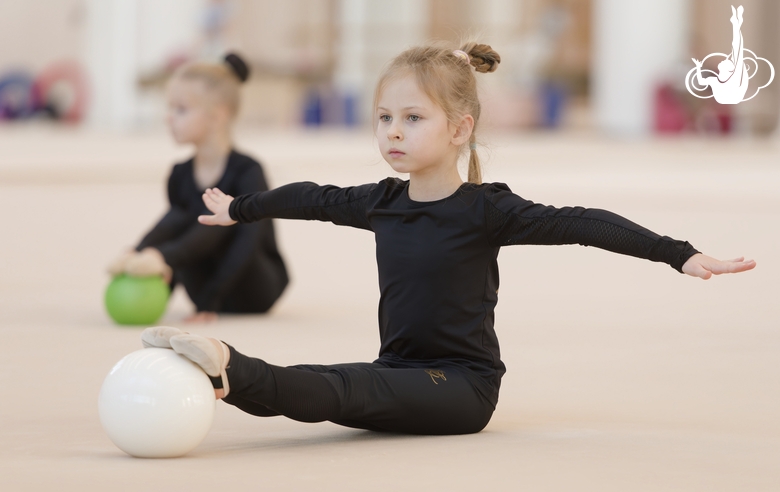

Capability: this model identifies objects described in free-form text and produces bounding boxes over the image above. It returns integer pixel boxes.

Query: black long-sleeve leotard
[228,178,699,404]
[137,150,288,313]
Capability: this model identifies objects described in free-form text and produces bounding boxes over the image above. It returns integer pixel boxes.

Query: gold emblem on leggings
[425,369,447,385]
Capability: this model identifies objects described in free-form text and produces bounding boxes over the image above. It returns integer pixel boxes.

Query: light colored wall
[592,0,691,136]
[0,0,85,72]
[333,0,429,123]
[84,0,138,129]
[137,0,205,75]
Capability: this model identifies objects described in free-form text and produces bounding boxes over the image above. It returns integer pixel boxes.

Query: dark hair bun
[467,44,500,74]
[224,52,250,82]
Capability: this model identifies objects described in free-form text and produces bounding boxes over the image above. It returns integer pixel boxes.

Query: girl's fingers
[684,254,755,279]
[204,188,229,206]
[711,258,755,275]
[198,215,214,225]
[202,196,217,213]
[203,192,227,213]
[728,259,756,273]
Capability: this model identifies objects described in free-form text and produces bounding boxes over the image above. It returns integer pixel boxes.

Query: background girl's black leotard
[136,150,288,313]
[222,178,698,433]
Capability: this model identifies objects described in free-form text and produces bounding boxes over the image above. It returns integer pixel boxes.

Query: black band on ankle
[209,375,224,390]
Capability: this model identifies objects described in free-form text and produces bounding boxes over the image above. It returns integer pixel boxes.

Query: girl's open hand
[199,188,237,226]
[682,253,756,280]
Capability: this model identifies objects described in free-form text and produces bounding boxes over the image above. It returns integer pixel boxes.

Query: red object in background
[31,61,89,123]
[698,101,733,135]
[715,106,732,133]
[654,82,690,134]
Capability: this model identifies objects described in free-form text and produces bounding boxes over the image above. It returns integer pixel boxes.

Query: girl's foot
[169,334,231,398]
[140,326,187,349]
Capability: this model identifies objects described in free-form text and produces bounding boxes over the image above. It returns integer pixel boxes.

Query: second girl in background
[108,53,288,322]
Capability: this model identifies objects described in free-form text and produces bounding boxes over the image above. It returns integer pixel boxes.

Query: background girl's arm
[109,166,190,279]
[484,184,754,277]
[128,164,235,280]
[135,165,191,248]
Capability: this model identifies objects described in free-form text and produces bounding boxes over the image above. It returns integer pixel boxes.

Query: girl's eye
[379,114,391,122]
[408,114,420,122]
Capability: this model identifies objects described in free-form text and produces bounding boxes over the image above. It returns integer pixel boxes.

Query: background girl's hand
[682,253,756,280]
[125,248,173,283]
[107,249,135,276]
[199,188,237,226]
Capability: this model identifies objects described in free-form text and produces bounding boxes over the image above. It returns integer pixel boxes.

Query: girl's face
[166,78,217,145]
[375,74,469,177]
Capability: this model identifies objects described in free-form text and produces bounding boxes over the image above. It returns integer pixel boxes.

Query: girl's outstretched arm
[682,254,755,279]
[199,188,237,226]
[484,184,699,272]
[485,184,757,279]
[203,181,377,230]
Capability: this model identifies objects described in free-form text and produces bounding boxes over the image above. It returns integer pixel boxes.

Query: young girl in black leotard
[108,54,288,323]
[141,43,755,434]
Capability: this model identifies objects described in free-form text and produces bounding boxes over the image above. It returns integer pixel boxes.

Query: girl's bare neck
[194,133,232,170]
[408,165,464,202]
[193,131,232,189]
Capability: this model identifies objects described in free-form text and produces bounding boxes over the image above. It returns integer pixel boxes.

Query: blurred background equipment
[0,0,777,135]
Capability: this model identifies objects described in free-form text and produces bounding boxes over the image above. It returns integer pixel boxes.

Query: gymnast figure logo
[685,5,774,104]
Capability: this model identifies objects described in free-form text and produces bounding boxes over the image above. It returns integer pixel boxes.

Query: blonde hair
[171,54,249,117]
[374,42,500,184]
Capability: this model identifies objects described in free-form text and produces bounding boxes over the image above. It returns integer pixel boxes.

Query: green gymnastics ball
[105,274,170,326]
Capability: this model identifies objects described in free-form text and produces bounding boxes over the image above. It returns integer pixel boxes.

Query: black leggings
[222,346,495,435]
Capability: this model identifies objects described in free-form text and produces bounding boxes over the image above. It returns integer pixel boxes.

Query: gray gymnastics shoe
[169,334,230,397]
[140,326,187,349]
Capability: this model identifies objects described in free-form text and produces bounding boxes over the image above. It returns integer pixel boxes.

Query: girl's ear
[451,114,474,147]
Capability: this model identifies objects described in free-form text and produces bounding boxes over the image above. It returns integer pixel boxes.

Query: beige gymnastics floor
[0,128,778,491]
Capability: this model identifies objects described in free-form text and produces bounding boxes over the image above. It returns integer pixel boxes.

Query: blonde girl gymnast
[141,43,754,434]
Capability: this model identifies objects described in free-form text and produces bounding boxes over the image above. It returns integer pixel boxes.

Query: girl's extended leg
[222,346,494,435]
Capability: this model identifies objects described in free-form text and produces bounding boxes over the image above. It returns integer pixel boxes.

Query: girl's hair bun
[465,44,500,74]
[224,52,250,82]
